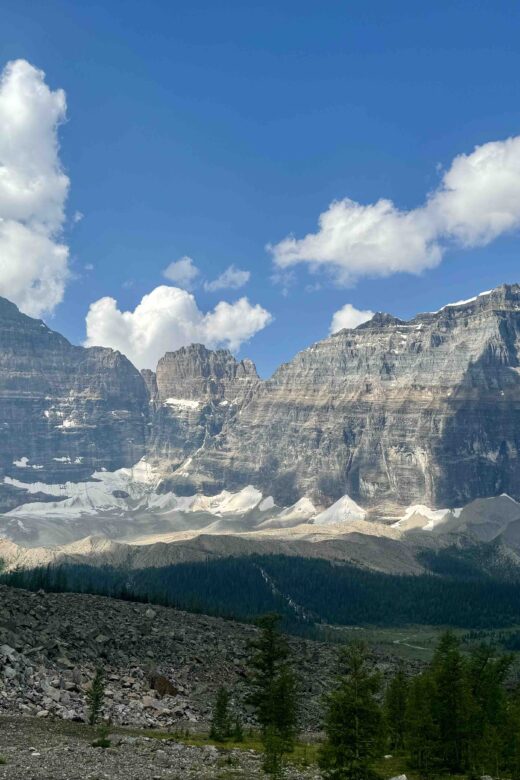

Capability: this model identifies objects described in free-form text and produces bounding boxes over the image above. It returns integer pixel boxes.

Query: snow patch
[436,289,492,313]
[147,493,196,513]
[4,463,272,523]
[163,398,200,410]
[278,497,316,522]
[190,485,263,516]
[3,459,160,518]
[57,418,80,429]
[392,504,453,530]
[313,494,366,525]
[13,457,43,470]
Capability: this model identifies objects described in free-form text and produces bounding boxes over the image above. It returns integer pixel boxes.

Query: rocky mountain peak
[146,344,260,473]
[355,312,404,329]
[155,343,259,403]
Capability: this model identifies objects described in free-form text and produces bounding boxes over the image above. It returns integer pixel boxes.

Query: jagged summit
[146,342,260,471]
[355,312,404,329]
[156,343,259,401]
[339,285,520,335]
[338,284,520,335]
[0,295,27,319]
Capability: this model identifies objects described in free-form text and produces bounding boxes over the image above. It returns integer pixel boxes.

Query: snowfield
[2,459,520,555]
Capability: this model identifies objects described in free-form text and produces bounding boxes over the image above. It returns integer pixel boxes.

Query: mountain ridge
[176,283,520,509]
[2,283,520,523]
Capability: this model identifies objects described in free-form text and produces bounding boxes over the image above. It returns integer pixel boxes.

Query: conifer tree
[87,667,105,727]
[405,672,438,778]
[210,686,232,742]
[404,634,516,779]
[319,641,383,780]
[466,644,511,776]
[246,614,297,777]
[429,631,471,773]
[384,664,408,752]
[503,686,520,778]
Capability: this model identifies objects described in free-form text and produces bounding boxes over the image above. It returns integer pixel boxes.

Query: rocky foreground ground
[0,716,325,779]
[0,585,409,778]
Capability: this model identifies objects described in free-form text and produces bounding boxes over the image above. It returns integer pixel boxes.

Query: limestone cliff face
[180,285,520,510]
[146,344,260,472]
[3,284,520,515]
[0,297,148,491]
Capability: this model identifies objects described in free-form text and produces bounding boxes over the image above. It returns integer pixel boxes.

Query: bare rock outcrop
[146,344,260,474]
[0,297,148,504]
[181,285,520,511]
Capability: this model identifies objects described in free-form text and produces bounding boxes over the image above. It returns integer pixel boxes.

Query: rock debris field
[0,585,341,778]
[0,585,343,729]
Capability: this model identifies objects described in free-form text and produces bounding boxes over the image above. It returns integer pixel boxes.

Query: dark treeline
[3,554,520,631]
[418,542,520,582]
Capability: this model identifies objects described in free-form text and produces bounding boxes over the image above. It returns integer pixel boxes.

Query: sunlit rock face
[182,285,520,510]
[0,296,148,502]
[145,344,260,479]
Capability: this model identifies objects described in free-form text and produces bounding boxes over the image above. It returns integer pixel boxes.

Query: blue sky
[1,1,520,375]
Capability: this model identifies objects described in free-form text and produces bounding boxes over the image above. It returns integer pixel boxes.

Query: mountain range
[2,283,520,574]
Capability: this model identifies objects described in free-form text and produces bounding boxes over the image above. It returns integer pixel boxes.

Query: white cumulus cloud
[162,256,200,289]
[0,59,70,316]
[330,304,374,334]
[85,285,273,369]
[204,265,250,292]
[269,134,520,285]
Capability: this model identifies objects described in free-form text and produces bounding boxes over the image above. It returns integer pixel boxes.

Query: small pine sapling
[87,667,105,727]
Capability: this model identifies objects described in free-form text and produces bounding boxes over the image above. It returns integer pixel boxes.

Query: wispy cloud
[162,256,200,289]
[204,265,250,292]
